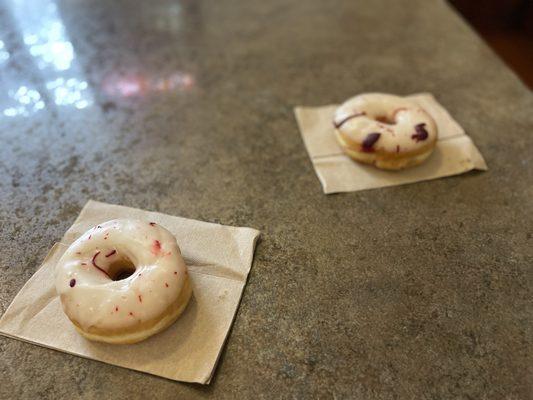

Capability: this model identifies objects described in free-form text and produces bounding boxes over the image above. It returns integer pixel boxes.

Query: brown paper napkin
[0,200,260,384]
[294,93,488,194]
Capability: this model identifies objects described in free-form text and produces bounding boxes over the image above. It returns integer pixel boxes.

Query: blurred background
[450,0,533,88]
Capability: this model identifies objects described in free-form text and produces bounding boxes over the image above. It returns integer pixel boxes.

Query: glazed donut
[55,219,192,344]
[333,93,438,170]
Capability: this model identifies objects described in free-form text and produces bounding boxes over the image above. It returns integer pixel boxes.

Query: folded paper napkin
[294,93,488,194]
[0,200,260,384]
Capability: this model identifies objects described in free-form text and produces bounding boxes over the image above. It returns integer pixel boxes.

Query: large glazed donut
[55,219,192,344]
[333,93,438,170]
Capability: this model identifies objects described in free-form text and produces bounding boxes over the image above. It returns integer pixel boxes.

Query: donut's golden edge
[68,274,193,344]
[334,129,436,170]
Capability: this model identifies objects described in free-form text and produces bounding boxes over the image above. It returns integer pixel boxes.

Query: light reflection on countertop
[0,0,92,118]
[0,40,9,64]
[46,77,90,109]
[3,86,45,117]
[0,0,199,120]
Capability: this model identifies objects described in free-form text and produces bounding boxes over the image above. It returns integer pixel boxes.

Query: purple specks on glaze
[92,251,109,277]
[92,251,101,268]
[411,123,429,142]
[105,249,116,258]
[362,133,381,152]
[69,279,76,287]
[333,112,366,129]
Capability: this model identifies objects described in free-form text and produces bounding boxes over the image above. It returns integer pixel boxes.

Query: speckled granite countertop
[0,0,531,398]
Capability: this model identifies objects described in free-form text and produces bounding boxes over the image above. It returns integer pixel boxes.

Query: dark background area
[450,0,533,88]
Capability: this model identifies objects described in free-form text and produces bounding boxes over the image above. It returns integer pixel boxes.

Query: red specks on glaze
[129,312,134,316]
[165,282,169,288]
[411,123,429,142]
[76,252,81,255]
[69,279,76,287]
[151,240,162,255]
[105,249,116,258]
[333,112,366,128]
[115,306,119,312]
[361,133,381,152]
[149,222,156,226]
[396,145,400,153]
[174,271,178,275]
[91,251,109,277]
[138,295,142,303]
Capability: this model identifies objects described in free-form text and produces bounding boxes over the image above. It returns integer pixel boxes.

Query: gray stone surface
[0,0,532,398]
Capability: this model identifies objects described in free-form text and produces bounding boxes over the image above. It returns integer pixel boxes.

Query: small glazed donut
[55,219,192,344]
[333,93,438,170]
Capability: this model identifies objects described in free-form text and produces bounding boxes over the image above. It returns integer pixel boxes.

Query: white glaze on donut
[333,93,437,154]
[55,219,189,333]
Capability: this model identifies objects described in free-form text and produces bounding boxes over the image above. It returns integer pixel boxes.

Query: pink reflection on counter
[102,71,195,98]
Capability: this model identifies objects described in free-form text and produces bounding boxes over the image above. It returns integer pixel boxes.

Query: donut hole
[107,258,136,281]
[375,115,396,124]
